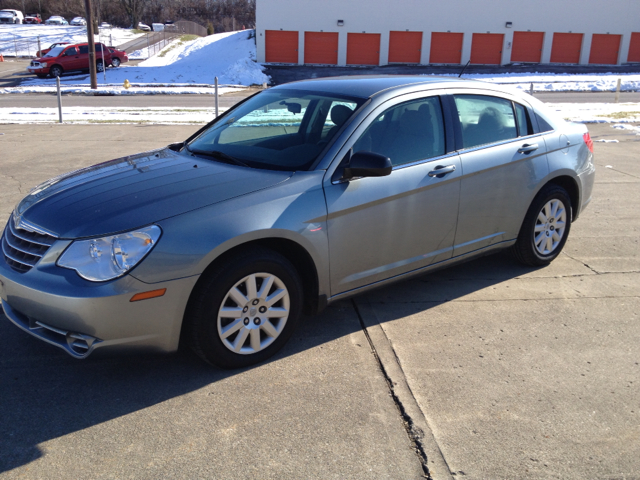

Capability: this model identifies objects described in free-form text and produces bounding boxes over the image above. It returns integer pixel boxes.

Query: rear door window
[453,95,518,149]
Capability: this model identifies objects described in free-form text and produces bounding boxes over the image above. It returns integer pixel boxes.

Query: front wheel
[49,65,63,78]
[185,248,303,369]
[512,184,572,266]
[111,57,121,67]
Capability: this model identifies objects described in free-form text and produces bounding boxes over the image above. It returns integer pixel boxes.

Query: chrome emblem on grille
[12,214,58,238]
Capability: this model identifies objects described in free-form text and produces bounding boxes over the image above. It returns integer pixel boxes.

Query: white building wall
[256,0,639,65]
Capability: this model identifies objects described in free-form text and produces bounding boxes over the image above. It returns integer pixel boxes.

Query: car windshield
[186,89,366,171]
[44,47,65,58]
[0,12,13,17]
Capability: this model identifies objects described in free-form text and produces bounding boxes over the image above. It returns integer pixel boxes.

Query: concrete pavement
[0,122,638,479]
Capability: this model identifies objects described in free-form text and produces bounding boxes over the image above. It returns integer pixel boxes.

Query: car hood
[14,148,293,239]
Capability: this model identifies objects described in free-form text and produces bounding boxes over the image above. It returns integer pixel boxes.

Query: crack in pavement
[562,252,602,274]
[352,299,454,480]
[0,173,24,194]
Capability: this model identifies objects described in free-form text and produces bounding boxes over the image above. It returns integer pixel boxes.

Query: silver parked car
[0,76,595,368]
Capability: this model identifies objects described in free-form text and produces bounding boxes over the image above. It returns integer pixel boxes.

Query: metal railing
[0,32,117,58]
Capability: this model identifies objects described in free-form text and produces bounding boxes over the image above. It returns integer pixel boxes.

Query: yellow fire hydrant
[123,79,131,89]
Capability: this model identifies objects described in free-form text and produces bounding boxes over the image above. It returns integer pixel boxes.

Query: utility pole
[84,0,98,89]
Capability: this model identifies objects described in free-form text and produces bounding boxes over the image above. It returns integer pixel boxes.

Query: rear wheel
[96,60,104,72]
[185,248,303,369]
[512,184,572,266]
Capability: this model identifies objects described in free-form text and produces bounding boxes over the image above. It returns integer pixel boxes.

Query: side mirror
[343,151,392,180]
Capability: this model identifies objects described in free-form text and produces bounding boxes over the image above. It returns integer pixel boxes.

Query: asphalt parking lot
[0,121,638,479]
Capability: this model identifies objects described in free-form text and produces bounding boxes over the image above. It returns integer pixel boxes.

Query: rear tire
[96,60,104,72]
[185,247,303,369]
[512,184,572,266]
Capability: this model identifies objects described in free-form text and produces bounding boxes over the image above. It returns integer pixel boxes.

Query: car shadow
[0,250,540,472]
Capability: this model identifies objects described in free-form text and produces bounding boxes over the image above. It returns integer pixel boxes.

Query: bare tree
[119,0,144,27]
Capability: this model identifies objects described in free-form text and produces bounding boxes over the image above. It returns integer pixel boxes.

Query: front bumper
[27,66,48,74]
[0,246,199,358]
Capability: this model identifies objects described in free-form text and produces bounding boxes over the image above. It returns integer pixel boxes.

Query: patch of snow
[0,106,228,124]
[596,139,619,143]
[2,30,268,89]
[0,24,142,57]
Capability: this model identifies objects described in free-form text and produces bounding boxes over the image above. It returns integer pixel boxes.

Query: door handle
[518,143,539,154]
[428,165,456,177]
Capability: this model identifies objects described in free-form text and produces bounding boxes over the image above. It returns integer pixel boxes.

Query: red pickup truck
[27,42,129,78]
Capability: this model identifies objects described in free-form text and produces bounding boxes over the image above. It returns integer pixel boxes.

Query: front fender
[130,171,330,298]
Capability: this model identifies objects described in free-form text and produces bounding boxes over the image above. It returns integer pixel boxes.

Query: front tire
[185,248,303,369]
[111,57,121,67]
[512,184,572,266]
[49,65,63,78]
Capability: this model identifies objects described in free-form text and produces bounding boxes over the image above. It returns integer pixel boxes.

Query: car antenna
[458,60,471,78]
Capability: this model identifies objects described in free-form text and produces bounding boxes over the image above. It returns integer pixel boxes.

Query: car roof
[271,75,495,99]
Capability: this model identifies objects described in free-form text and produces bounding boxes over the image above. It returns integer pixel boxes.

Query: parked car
[0,9,24,24]
[107,46,128,67]
[45,16,68,25]
[99,21,111,28]
[28,42,113,77]
[70,16,86,26]
[151,23,164,32]
[23,14,42,24]
[137,22,151,31]
[0,77,595,368]
[36,41,70,58]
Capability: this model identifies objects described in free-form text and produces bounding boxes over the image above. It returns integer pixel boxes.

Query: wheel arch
[188,237,321,317]
[179,237,322,351]
[544,175,580,221]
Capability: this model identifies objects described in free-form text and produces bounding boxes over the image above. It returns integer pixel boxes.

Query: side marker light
[130,288,167,302]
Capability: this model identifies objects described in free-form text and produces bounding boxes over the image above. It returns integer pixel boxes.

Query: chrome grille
[1,216,57,273]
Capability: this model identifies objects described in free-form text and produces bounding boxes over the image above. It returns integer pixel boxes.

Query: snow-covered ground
[0,30,268,94]
[452,73,640,93]
[2,102,640,126]
[0,24,141,57]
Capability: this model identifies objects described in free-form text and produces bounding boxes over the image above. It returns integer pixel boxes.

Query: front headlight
[40,62,47,67]
[58,225,161,282]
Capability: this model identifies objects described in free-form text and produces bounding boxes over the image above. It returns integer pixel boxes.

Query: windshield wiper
[186,146,250,168]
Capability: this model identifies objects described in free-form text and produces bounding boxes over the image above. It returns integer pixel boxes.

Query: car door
[323,93,462,296]
[60,46,80,71]
[449,92,550,257]
[76,45,90,71]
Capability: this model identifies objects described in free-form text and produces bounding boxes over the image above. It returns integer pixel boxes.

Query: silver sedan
[0,76,595,368]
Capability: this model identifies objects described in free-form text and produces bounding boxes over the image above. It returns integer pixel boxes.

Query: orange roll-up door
[470,33,504,65]
[304,32,338,64]
[550,33,583,64]
[430,32,463,64]
[628,32,640,62]
[589,34,621,64]
[265,30,298,63]
[347,33,381,65]
[511,31,544,63]
[388,31,422,63]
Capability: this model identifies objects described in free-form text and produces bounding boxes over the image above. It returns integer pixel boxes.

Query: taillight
[583,132,594,153]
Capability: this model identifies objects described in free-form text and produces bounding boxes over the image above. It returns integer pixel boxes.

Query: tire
[49,65,63,78]
[512,184,572,266]
[111,57,121,67]
[96,60,104,73]
[185,247,303,369]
